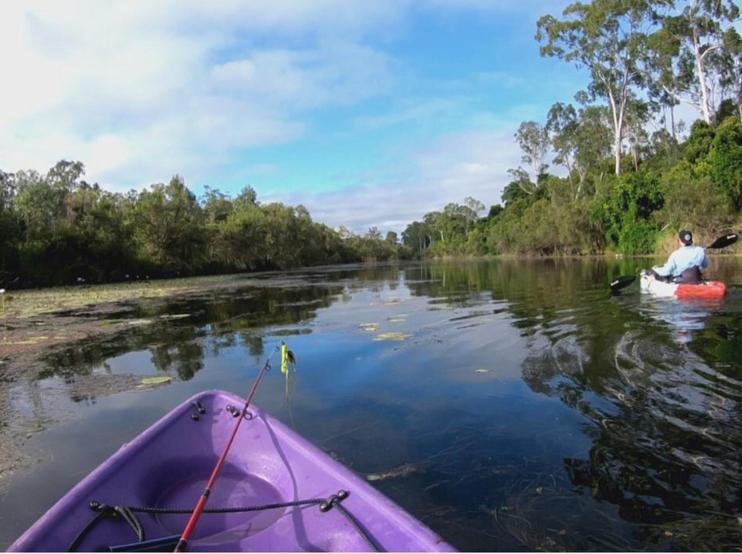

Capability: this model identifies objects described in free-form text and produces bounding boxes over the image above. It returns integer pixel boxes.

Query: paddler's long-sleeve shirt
[653,245,708,277]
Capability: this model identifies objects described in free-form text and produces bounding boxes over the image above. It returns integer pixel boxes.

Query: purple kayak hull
[9,390,454,552]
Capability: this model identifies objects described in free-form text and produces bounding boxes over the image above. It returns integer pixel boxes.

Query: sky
[0,0,592,233]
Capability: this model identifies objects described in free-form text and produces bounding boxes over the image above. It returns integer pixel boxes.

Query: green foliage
[133,176,206,272]
[0,161,407,287]
[659,160,734,231]
[595,171,663,253]
[409,104,738,259]
[501,179,534,206]
[708,116,742,209]
[536,0,655,175]
[683,120,715,164]
[487,194,605,255]
[612,172,664,220]
[616,219,657,255]
[648,0,739,124]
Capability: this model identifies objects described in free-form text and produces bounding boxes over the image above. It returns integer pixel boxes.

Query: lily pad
[127,318,154,326]
[359,322,379,332]
[374,332,411,342]
[140,376,172,387]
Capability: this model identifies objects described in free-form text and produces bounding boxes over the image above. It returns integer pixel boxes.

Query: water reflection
[635,295,721,345]
[403,260,741,549]
[38,283,344,391]
[2,259,741,551]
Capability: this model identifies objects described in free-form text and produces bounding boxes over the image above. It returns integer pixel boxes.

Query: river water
[1,259,741,551]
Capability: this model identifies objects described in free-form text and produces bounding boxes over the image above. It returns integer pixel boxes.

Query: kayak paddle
[706,233,738,249]
[609,275,636,293]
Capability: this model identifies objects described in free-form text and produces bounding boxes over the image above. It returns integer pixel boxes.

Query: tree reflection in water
[38,282,343,391]
[407,260,741,550]
[6,260,741,551]
[519,306,740,549]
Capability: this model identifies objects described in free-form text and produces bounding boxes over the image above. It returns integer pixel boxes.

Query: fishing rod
[174,346,280,552]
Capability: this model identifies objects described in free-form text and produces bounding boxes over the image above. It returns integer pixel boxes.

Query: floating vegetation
[139,376,172,387]
[126,319,154,326]
[359,322,379,332]
[475,368,491,373]
[1,274,245,319]
[366,462,423,481]
[373,332,411,342]
[387,315,407,323]
[271,327,312,336]
[6,336,49,345]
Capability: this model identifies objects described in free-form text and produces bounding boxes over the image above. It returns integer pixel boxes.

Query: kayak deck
[10,391,453,552]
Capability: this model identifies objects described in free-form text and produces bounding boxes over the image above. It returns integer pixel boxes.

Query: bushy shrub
[708,117,742,210]
[659,160,734,230]
[617,219,657,254]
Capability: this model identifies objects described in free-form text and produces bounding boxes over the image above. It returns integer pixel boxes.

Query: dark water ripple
[1,258,741,551]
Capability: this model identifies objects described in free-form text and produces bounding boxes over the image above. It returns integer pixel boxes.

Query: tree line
[0,162,407,287]
[403,0,741,257]
[2,1,740,287]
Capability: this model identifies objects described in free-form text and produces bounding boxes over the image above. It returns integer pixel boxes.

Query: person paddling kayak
[648,230,708,284]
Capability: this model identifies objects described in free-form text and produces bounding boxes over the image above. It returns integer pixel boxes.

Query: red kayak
[640,274,727,299]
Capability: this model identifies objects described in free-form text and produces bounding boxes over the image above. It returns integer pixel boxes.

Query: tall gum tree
[537,0,654,175]
[508,121,550,196]
[546,102,613,199]
[649,0,740,124]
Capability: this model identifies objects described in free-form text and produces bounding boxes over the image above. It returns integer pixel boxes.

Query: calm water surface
[2,259,741,551]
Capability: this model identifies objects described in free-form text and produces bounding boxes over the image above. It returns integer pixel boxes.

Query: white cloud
[0,0,565,233]
[0,1,399,186]
[276,128,522,233]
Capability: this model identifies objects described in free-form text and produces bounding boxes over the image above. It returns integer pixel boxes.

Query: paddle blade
[707,233,738,249]
[610,275,636,292]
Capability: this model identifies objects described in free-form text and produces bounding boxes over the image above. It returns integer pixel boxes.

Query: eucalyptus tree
[624,99,652,170]
[649,0,740,124]
[514,120,550,185]
[719,26,741,119]
[537,0,655,175]
[463,197,485,232]
[442,203,472,239]
[402,220,431,258]
[506,167,537,196]
[546,102,613,199]
[423,211,446,243]
[546,103,580,180]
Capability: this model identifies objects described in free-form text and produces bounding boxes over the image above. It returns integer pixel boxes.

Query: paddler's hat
[679,229,693,245]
